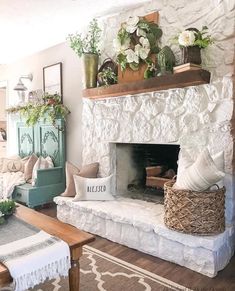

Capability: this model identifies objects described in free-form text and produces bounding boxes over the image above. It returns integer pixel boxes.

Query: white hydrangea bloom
[139,37,150,49]
[113,37,130,53]
[125,49,139,63]
[135,44,149,60]
[178,30,195,47]
[126,16,139,33]
[136,28,146,37]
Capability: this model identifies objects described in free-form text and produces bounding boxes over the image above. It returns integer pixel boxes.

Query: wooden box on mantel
[118,12,159,84]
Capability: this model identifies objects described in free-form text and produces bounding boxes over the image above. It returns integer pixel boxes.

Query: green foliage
[6,93,70,130]
[115,16,162,77]
[157,46,176,75]
[194,26,214,48]
[0,200,16,224]
[98,67,117,86]
[67,19,102,57]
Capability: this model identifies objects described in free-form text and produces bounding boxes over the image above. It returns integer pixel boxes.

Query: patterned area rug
[1,245,191,291]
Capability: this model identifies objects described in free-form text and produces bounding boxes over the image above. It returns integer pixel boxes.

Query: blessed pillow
[61,162,99,197]
[73,174,114,201]
[24,154,38,182]
[31,156,54,186]
[174,149,225,191]
[1,156,26,173]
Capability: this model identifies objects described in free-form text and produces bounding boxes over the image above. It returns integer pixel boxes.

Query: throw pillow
[61,162,80,197]
[31,156,54,186]
[24,154,38,182]
[174,148,225,191]
[61,162,99,197]
[73,174,114,201]
[1,157,26,173]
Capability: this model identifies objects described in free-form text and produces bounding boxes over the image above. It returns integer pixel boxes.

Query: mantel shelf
[82,69,211,100]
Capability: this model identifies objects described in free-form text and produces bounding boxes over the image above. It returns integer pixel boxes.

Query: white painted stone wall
[82,0,235,224]
[100,0,235,79]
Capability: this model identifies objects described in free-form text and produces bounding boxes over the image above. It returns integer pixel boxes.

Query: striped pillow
[31,156,54,186]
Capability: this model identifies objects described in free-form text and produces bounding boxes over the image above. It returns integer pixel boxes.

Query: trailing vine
[6,93,70,130]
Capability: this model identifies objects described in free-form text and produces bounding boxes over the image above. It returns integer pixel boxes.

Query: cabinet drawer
[14,187,29,204]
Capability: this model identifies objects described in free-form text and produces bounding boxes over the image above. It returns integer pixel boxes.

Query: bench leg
[69,248,82,291]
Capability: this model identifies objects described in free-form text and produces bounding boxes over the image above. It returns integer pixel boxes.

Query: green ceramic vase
[83,53,99,88]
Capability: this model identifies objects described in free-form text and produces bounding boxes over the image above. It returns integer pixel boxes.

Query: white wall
[0,42,83,165]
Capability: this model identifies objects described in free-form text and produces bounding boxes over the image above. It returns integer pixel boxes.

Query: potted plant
[67,19,102,88]
[97,67,118,86]
[113,13,162,82]
[0,200,16,224]
[176,26,213,64]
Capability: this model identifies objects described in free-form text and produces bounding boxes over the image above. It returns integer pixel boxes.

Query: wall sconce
[14,73,33,91]
[14,73,33,104]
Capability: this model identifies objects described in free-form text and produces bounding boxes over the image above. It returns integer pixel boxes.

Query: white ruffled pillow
[32,156,54,186]
[174,149,225,191]
[73,175,114,201]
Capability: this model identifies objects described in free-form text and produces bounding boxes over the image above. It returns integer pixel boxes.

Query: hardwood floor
[38,204,235,291]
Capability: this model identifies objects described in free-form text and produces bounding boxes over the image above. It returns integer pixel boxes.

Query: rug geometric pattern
[0,245,192,291]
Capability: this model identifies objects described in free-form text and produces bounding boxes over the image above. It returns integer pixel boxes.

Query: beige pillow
[32,156,54,186]
[1,157,26,173]
[61,161,99,197]
[61,162,80,197]
[174,149,225,191]
[24,154,38,182]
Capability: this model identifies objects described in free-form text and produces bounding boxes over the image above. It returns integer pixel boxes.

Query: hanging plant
[6,93,70,130]
[113,15,162,78]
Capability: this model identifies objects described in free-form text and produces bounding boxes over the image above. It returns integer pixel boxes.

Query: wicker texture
[164,181,225,235]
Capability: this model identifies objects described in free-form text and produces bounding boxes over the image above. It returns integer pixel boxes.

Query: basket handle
[211,184,220,190]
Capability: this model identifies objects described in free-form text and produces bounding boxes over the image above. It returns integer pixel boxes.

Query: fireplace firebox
[116,143,180,201]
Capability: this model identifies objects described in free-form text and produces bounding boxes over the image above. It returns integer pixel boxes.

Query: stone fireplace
[82,78,235,224]
[54,0,235,278]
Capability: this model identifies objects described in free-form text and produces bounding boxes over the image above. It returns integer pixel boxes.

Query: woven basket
[164,181,225,235]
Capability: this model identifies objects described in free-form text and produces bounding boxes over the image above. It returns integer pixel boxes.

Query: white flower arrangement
[114,15,162,78]
[176,27,213,49]
[178,30,195,47]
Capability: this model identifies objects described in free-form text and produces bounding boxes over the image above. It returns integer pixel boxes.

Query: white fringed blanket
[0,172,25,200]
[0,217,71,291]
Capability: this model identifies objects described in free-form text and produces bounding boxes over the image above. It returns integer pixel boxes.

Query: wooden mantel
[82,69,211,99]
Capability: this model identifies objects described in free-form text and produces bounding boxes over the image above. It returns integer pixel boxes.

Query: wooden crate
[118,12,159,84]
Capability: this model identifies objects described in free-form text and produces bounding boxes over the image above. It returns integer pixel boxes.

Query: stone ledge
[54,196,235,277]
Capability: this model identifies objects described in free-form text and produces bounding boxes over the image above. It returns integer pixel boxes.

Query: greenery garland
[6,93,70,129]
[113,15,162,78]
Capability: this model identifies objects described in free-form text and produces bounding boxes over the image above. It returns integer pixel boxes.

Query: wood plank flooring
[38,204,235,291]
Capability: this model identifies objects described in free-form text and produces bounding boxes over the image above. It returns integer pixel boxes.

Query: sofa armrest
[35,167,64,187]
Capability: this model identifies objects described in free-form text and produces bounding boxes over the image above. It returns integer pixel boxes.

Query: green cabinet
[13,119,66,208]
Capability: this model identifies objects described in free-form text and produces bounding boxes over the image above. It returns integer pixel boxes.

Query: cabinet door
[17,122,34,157]
[34,119,65,167]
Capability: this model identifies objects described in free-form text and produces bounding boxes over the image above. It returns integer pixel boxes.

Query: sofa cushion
[61,162,99,197]
[32,156,54,186]
[1,157,26,173]
[24,154,38,182]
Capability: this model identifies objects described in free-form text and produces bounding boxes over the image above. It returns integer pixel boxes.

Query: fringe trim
[13,255,71,291]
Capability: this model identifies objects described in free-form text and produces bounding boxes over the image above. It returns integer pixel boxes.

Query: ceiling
[0,0,148,64]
